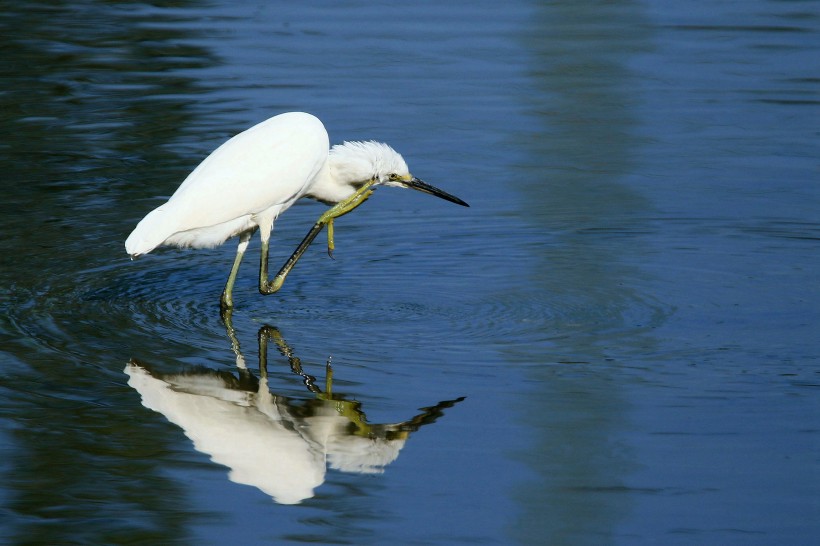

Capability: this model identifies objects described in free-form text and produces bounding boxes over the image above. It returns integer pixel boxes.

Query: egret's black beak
[401,177,469,207]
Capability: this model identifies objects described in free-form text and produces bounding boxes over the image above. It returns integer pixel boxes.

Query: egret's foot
[262,276,286,295]
[327,219,335,259]
[316,181,375,224]
[220,296,234,319]
[220,292,233,312]
[260,180,376,294]
[325,357,333,396]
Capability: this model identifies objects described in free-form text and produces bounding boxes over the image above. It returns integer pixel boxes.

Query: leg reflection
[128,310,466,504]
[219,307,465,438]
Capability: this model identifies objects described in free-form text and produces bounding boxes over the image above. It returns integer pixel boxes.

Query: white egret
[125,112,468,309]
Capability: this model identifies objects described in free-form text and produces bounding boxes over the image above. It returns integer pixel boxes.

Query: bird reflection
[125,314,464,504]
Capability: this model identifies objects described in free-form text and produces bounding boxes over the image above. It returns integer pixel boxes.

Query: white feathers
[125,204,175,256]
[122,112,467,307]
[125,112,328,257]
[162,214,258,250]
[301,140,410,204]
[330,140,409,185]
[125,114,414,257]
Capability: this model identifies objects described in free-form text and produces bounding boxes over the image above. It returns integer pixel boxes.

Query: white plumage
[125,111,469,309]
[126,112,328,256]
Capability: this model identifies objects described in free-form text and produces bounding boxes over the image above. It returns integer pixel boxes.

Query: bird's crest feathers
[328,140,409,185]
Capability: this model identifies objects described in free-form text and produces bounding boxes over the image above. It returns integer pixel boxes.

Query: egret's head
[329,140,409,186]
[329,140,469,206]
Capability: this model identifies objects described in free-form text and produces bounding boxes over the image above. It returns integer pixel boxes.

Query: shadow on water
[126,312,464,505]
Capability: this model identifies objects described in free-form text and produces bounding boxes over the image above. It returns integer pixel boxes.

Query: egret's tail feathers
[126,204,260,256]
[125,205,176,257]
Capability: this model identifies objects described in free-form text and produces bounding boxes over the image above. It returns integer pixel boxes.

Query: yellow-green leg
[325,358,333,396]
[327,219,335,258]
[221,231,252,310]
[259,180,375,295]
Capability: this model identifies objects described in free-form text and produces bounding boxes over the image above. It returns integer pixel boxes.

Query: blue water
[1,1,818,544]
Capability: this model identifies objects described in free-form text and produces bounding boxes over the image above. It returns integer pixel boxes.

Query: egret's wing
[126,112,328,255]
[170,112,328,224]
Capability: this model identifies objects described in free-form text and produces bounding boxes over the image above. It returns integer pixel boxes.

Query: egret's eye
[388,173,399,181]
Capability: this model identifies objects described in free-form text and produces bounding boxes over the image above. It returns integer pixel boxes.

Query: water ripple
[5,258,229,360]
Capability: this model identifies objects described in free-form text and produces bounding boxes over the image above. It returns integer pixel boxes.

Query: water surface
[1,1,818,544]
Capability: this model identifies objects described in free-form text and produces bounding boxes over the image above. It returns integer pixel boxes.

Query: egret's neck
[305,160,367,204]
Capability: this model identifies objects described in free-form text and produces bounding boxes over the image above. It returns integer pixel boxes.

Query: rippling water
[1,1,818,544]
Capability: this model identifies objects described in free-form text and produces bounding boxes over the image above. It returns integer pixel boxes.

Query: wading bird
[125,112,468,309]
